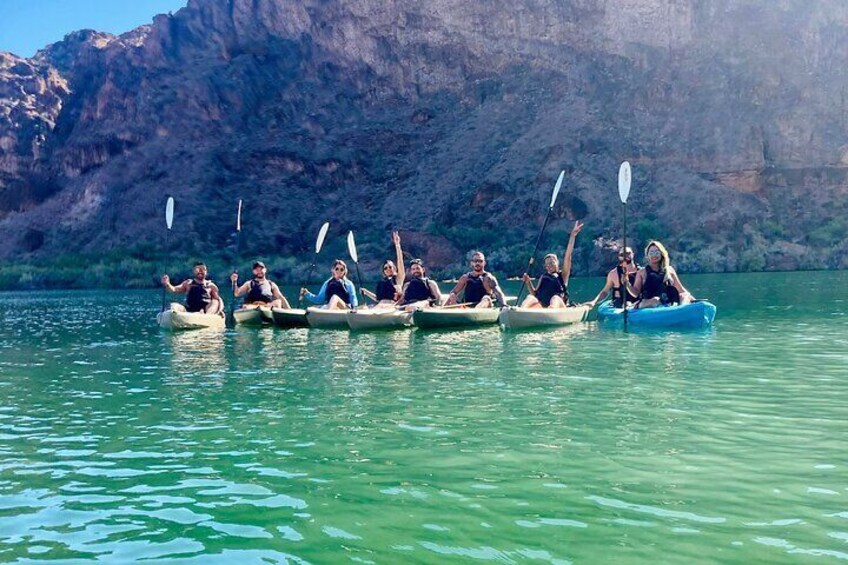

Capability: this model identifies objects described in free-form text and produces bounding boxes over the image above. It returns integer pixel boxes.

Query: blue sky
[0,0,188,57]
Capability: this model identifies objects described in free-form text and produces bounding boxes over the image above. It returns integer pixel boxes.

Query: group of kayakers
[161,226,696,315]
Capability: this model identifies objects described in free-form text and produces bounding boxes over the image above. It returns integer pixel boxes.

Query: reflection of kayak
[412,307,499,329]
[499,305,591,330]
[233,306,273,325]
[597,300,717,329]
[306,307,350,329]
[347,308,412,330]
[157,305,225,330]
[272,308,309,328]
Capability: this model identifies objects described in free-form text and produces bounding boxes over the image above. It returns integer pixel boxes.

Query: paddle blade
[550,170,565,209]
[236,199,242,232]
[347,231,358,263]
[618,161,632,204]
[165,197,174,230]
[315,222,330,254]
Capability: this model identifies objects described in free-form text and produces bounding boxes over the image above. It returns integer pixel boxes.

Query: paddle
[514,170,565,306]
[300,221,330,305]
[227,199,243,325]
[160,196,174,312]
[618,161,632,330]
[346,230,371,306]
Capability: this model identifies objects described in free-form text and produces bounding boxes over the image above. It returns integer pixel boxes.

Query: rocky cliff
[1,0,847,286]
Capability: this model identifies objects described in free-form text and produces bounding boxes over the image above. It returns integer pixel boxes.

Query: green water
[0,272,846,564]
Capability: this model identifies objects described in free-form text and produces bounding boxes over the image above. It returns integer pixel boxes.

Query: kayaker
[161,263,224,314]
[520,220,584,309]
[230,261,291,309]
[360,231,405,306]
[445,251,508,308]
[400,258,443,312]
[627,240,694,309]
[587,246,639,308]
[300,259,359,310]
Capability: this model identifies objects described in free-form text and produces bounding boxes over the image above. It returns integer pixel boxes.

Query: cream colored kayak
[271,307,309,328]
[233,306,273,325]
[306,307,350,329]
[157,305,225,330]
[412,307,500,329]
[346,308,412,330]
[498,305,591,329]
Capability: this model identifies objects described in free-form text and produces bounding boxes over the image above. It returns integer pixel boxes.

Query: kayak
[596,300,717,329]
[157,305,225,330]
[233,306,273,325]
[271,307,309,328]
[499,304,591,330]
[347,308,412,330]
[412,307,500,329]
[306,307,350,329]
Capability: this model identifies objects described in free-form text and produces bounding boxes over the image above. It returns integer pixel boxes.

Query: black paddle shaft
[514,209,554,306]
[160,230,170,312]
[622,202,628,331]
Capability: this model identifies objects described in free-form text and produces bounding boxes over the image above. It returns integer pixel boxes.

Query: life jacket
[186,279,212,312]
[641,266,680,305]
[375,276,397,301]
[612,264,639,308]
[463,272,493,305]
[325,277,351,305]
[535,271,568,307]
[403,277,437,304]
[247,278,274,303]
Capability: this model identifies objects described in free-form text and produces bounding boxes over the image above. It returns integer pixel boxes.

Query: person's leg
[548,296,566,309]
[269,298,283,309]
[636,297,660,309]
[205,299,223,315]
[327,295,346,310]
[679,292,693,306]
[521,296,541,309]
[475,296,493,308]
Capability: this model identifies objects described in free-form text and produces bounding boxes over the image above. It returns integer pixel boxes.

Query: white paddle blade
[315,222,330,254]
[347,231,358,263]
[618,161,632,204]
[165,197,174,230]
[550,170,565,209]
[236,199,242,232]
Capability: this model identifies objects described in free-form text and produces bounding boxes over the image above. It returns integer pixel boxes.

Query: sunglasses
[333,266,345,272]
[383,265,393,271]
[647,250,661,257]
[471,259,484,264]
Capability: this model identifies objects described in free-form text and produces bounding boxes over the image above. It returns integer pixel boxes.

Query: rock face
[0,0,847,278]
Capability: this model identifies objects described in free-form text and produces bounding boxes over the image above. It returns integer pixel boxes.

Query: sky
[0,0,188,57]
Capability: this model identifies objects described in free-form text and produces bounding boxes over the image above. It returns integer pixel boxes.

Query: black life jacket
[375,276,397,301]
[464,272,492,305]
[186,279,212,312]
[535,271,568,308]
[247,278,274,303]
[641,266,680,305]
[612,264,639,308]
[325,277,351,305]
[403,277,437,304]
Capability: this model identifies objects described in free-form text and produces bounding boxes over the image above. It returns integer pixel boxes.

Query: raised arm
[561,220,584,287]
[392,231,405,288]
[233,280,252,297]
[161,275,188,294]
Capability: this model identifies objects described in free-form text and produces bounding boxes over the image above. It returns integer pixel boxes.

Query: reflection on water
[0,272,846,563]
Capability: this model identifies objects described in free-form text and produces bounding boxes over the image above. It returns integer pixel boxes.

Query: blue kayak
[596,300,716,329]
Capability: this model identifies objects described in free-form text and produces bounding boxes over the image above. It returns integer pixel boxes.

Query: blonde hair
[644,240,671,283]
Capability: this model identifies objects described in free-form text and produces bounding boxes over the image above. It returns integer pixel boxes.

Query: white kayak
[271,307,309,328]
[412,307,500,329]
[157,304,225,330]
[498,305,591,330]
[346,308,412,330]
[306,307,351,329]
[233,306,273,325]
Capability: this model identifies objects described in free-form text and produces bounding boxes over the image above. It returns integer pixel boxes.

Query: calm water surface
[0,272,846,564]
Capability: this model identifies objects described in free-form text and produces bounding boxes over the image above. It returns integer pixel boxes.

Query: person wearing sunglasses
[445,251,508,308]
[520,220,584,309]
[586,246,639,308]
[300,259,358,310]
[231,261,291,309]
[360,231,405,307]
[400,258,443,312]
[627,240,694,309]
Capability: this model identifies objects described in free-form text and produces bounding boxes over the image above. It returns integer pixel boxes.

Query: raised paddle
[160,196,174,312]
[618,161,632,331]
[300,221,330,305]
[514,170,565,305]
[346,230,372,305]
[227,199,243,325]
